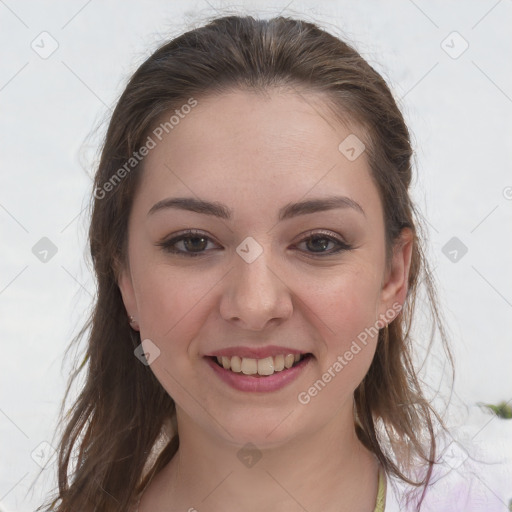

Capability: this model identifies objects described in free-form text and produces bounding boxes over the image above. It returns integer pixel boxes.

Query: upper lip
[205,345,310,359]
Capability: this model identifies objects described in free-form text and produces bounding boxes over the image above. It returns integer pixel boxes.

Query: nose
[219,249,294,331]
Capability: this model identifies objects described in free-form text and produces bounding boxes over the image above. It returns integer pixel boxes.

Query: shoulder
[384,409,512,511]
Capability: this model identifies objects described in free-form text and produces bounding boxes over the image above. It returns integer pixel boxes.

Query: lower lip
[205,355,312,392]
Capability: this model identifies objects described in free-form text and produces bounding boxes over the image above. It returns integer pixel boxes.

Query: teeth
[257,356,274,376]
[215,353,306,376]
[241,357,257,375]
[274,354,285,372]
[230,355,241,373]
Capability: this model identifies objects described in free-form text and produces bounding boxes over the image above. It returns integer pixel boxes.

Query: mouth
[207,353,313,378]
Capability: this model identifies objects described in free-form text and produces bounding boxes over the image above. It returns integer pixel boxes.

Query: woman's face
[119,89,411,448]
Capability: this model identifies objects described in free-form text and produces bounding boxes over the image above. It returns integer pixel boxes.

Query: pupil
[308,237,329,252]
[185,236,207,252]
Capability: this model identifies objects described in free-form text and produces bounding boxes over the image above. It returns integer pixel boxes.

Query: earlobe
[379,228,414,317]
[117,265,140,331]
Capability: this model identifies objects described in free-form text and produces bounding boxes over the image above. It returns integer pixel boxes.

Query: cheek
[300,267,382,388]
[134,263,211,346]
[301,266,382,341]
[131,264,213,399]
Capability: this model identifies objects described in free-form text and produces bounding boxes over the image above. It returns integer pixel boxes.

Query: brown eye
[157,230,221,257]
[295,231,352,256]
[305,236,333,253]
[181,235,209,252]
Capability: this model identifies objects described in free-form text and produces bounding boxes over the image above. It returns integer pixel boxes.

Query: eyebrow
[147,195,365,220]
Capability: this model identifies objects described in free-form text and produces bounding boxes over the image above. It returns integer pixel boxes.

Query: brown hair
[38,13,453,512]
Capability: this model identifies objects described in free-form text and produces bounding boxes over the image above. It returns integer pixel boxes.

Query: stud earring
[128,314,139,331]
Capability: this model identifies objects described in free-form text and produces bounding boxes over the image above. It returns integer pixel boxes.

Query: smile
[205,353,313,392]
[212,353,309,376]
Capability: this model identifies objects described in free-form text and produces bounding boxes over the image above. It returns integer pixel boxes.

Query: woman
[39,14,472,512]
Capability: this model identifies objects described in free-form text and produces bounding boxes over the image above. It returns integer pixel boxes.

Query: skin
[118,88,413,512]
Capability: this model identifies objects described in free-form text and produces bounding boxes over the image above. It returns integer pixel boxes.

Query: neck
[141,404,380,512]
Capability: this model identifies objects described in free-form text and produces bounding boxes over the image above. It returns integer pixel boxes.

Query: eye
[157,229,353,258]
[156,230,221,257]
[294,230,353,257]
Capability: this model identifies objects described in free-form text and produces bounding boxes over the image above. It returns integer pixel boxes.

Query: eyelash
[156,229,353,258]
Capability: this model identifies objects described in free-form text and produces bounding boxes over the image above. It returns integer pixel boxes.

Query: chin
[213,412,309,451]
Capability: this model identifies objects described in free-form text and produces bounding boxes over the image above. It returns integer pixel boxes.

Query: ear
[116,258,140,331]
[378,227,414,320]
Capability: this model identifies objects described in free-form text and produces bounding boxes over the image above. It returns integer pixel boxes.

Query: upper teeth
[216,354,303,376]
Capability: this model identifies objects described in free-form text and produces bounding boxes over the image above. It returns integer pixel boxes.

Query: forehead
[135,89,382,222]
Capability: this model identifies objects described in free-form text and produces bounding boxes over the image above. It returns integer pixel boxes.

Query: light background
[1,0,511,510]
